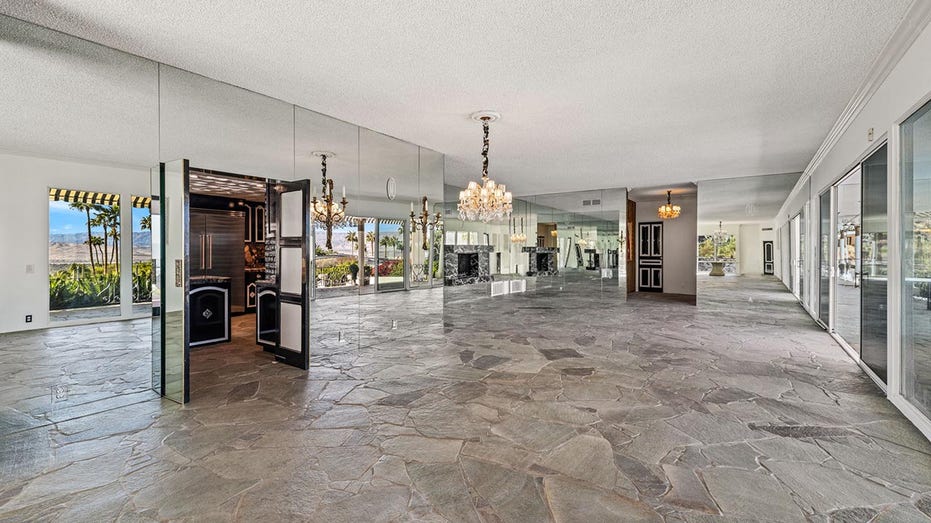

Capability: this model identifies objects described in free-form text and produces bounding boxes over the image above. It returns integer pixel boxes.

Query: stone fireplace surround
[444,245,494,285]
[521,246,559,276]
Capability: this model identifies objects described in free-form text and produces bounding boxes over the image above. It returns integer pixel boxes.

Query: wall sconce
[411,196,441,251]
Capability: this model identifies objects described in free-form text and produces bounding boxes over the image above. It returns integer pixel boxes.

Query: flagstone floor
[1,274,930,522]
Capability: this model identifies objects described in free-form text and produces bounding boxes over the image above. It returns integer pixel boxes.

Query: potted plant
[349,262,359,284]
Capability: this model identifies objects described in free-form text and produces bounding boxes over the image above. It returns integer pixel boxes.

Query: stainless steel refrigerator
[191,209,246,313]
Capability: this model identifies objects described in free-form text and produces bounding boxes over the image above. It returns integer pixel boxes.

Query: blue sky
[48,201,149,236]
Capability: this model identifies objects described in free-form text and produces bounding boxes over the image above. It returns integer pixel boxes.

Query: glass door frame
[830,166,862,359]
[826,140,890,393]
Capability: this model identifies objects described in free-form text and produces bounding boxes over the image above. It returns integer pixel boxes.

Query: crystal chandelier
[458,111,513,222]
[658,190,681,220]
[310,152,348,250]
[711,221,731,259]
[510,217,526,244]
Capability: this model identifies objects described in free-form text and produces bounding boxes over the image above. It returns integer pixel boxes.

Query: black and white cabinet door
[638,222,663,292]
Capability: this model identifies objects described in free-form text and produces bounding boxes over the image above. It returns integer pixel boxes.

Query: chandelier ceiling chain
[658,190,681,220]
[458,112,513,223]
[310,152,348,250]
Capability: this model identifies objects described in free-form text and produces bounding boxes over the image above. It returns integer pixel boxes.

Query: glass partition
[901,100,931,417]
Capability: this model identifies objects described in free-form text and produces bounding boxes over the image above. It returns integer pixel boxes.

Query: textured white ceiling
[697,172,801,224]
[0,0,914,195]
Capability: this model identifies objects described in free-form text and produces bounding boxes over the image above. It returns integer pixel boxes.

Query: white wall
[635,194,697,295]
[0,152,150,333]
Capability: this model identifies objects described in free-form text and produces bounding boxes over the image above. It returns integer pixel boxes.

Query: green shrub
[132,261,152,303]
[49,264,120,310]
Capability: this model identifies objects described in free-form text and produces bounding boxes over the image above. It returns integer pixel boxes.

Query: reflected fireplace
[444,245,493,285]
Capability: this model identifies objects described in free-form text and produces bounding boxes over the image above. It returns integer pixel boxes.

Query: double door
[638,222,663,292]
[151,160,312,405]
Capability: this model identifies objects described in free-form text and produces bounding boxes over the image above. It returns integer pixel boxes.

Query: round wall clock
[386,177,397,200]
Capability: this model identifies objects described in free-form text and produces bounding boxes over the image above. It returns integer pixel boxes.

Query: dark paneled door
[638,222,663,292]
[763,241,774,275]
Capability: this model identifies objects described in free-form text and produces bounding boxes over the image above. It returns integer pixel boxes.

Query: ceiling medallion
[310,151,348,250]
[458,111,513,222]
[658,190,681,220]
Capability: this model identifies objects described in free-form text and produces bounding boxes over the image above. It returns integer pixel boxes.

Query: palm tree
[345,230,358,253]
[84,236,104,267]
[104,205,121,268]
[68,201,96,270]
[365,231,376,260]
[140,214,151,231]
[380,235,390,259]
[90,210,109,273]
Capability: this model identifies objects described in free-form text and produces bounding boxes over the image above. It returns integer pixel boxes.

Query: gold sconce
[410,196,441,251]
[310,152,348,250]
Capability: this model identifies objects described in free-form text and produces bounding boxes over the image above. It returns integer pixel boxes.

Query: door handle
[200,235,206,269]
[207,235,213,269]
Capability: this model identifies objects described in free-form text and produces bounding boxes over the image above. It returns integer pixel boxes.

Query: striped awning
[48,188,120,206]
[130,195,152,208]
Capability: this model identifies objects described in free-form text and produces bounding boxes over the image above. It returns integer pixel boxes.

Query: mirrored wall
[0,13,445,405]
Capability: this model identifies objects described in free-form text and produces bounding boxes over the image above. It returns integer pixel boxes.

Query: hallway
[0,276,929,521]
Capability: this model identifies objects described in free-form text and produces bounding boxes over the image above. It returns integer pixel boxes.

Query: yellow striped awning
[130,195,152,208]
[48,188,120,206]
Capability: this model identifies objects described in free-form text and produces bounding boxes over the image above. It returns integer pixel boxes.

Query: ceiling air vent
[582,199,601,206]
[762,227,773,231]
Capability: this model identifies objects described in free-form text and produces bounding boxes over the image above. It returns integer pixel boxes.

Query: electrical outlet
[25,315,32,323]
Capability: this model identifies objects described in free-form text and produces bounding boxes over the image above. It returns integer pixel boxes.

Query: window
[131,196,152,308]
[48,188,121,320]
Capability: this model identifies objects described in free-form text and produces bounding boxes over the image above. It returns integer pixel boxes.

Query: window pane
[48,189,121,321]
[901,100,931,418]
[131,196,153,310]
[861,144,887,381]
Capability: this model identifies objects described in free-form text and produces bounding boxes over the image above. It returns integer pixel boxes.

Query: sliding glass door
[861,145,888,382]
[901,100,931,418]
[818,191,831,325]
[834,168,861,353]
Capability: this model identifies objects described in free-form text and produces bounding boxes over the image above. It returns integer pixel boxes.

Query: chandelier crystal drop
[310,152,348,250]
[658,190,681,220]
[458,112,513,222]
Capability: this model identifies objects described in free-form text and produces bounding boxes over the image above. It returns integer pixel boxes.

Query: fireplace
[522,246,559,276]
[458,253,479,278]
[444,245,494,285]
